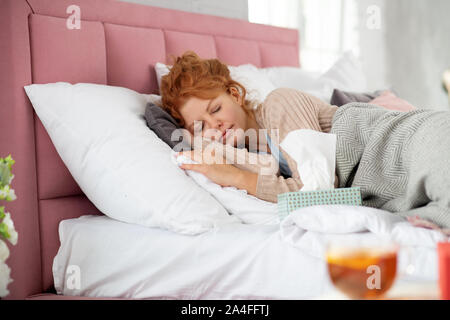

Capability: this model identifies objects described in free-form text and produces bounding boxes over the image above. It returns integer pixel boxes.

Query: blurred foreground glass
[326,236,399,299]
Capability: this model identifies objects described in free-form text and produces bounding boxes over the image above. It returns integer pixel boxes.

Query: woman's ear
[229,86,242,104]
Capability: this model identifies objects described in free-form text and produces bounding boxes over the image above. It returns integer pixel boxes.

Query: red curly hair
[160,51,254,127]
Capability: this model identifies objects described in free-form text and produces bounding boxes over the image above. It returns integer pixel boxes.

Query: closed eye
[213,106,221,113]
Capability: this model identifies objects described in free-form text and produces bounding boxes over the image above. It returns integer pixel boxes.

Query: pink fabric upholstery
[39,197,102,292]
[165,30,217,60]
[0,0,41,300]
[369,90,416,112]
[30,13,107,200]
[0,0,299,299]
[259,42,300,67]
[29,14,107,85]
[215,36,261,67]
[104,23,165,94]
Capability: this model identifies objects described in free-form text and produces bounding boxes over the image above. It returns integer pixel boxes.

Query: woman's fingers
[177,150,203,162]
[176,150,191,158]
[180,163,206,174]
[177,148,226,165]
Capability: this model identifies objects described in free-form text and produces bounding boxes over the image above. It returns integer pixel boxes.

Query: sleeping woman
[160,51,339,204]
[160,51,450,228]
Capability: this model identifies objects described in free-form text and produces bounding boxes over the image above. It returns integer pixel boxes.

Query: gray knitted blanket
[330,103,450,228]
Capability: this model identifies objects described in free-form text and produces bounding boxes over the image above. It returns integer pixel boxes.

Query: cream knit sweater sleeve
[192,88,338,203]
[196,138,280,176]
[254,88,339,203]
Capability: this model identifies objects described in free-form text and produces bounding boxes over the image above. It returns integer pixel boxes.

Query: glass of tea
[326,235,399,300]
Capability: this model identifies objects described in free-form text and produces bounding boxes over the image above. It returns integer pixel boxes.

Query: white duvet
[54,154,448,299]
[53,202,448,299]
[175,154,279,225]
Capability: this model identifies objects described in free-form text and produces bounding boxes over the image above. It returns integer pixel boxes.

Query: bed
[0,0,445,300]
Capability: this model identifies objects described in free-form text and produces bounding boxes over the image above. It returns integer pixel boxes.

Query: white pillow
[227,64,276,103]
[261,66,329,101]
[24,82,239,235]
[319,51,367,91]
[261,51,367,103]
[154,62,169,91]
[262,66,322,90]
[154,62,276,105]
[175,154,279,225]
[146,93,163,106]
[155,51,366,105]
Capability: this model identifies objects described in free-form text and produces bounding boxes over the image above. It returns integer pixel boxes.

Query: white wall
[356,0,389,92]
[121,0,449,109]
[357,0,450,110]
[383,0,450,110]
[119,0,248,21]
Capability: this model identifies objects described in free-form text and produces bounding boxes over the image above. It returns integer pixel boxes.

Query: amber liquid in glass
[327,249,397,299]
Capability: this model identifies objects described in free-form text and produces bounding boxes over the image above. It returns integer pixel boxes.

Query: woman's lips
[221,125,233,142]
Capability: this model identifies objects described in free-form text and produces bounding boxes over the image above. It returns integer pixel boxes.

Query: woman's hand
[176,150,258,195]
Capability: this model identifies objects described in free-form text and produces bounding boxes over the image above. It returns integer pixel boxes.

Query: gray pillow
[144,102,190,149]
[330,89,383,107]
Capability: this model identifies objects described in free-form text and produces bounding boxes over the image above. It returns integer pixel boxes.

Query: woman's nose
[204,118,223,140]
[207,115,222,129]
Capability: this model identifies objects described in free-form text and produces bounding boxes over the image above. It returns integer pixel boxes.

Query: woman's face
[179,87,249,147]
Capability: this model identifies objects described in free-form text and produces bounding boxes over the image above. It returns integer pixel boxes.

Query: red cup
[438,242,450,300]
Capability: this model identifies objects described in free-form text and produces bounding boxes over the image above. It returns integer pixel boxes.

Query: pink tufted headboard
[0,0,299,299]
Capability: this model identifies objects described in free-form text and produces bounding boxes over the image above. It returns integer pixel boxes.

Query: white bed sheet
[53,211,442,299]
[53,215,331,299]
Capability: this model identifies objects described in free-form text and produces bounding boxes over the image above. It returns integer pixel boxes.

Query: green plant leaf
[0,185,16,201]
[0,162,11,187]
[0,222,10,240]
[0,154,14,188]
